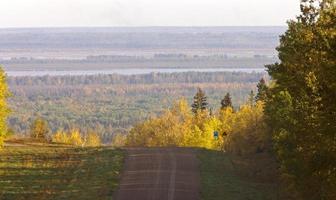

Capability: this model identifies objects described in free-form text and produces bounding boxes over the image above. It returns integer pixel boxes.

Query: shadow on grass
[197,148,281,200]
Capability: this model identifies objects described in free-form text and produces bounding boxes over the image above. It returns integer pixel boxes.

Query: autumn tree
[225,101,268,156]
[221,92,233,109]
[68,129,83,146]
[30,118,50,140]
[127,99,209,147]
[126,94,271,152]
[191,88,208,114]
[52,129,69,144]
[127,101,168,146]
[0,67,10,147]
[85,131,101,147]
[111,133,127,147]
[265,0,336,198]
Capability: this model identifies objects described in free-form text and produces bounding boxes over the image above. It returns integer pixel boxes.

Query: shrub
[30,118,50,140]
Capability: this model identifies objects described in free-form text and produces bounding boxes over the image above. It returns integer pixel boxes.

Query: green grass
[198,149,279,200]
[0,143,125,200]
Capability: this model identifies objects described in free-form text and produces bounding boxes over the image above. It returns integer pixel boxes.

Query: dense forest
[7,71,266,142]
[2,56,275,71]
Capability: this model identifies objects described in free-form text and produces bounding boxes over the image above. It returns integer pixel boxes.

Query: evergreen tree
[0,67,10,147]
[191,88,208,114]
[255,78,268,102]
[247,90,255,106]
[221,92,233,109]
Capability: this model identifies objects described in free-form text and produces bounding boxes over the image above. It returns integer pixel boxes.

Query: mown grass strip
[0,145,125,200]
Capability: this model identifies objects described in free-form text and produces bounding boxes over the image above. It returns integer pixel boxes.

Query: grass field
[0,140,124,200]
[198,149,280,200]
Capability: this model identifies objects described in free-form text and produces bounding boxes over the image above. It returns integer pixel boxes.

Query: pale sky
[0,0,301,27]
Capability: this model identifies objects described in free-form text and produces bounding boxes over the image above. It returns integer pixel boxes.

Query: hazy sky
[0,0,301,27]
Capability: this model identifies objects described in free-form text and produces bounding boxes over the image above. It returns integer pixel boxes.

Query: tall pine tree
[247,90,255,106]
[221,92,233,109]
[192,88,208,114]
[255,78,268,102]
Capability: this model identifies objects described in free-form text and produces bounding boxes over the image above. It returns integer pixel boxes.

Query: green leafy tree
[30,118,50,140]
[0,67,10,147]
[265,0,336,198]
[255,78,268,102]
[221,92,233,109]
[191,88,208,114]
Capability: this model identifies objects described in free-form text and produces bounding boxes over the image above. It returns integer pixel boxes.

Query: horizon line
[0,25,287,29]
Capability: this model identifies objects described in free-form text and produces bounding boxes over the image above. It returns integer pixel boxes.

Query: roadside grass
[0,140,124,200]
[198,149,280,200]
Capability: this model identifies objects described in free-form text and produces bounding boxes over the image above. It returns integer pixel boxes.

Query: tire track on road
[115,147,200,200]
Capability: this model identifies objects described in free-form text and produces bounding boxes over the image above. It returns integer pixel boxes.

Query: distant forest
[0,27,284,50]
[2,56,275,71]
[8,71,266,142]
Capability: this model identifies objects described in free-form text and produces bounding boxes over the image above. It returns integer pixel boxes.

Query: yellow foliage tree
[127,98,226,149]
[183,125,203,147]
[111,133,127,147]
[68,129,84,146]
[224,101,268,155]
[127,99,194,147]
[126,97,269,154]
[218,107,235,150]
[52,129,101,147]
[0,67,10,147]
[202,116,222,149]
[85,131,101,147]
[52,129,69,144]
[30,118,50,140]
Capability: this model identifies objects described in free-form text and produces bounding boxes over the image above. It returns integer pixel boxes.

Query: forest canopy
[265,0,336,199]
[7,71,266,142]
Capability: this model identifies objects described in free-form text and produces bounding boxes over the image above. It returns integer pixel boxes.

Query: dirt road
[114,148,201,200]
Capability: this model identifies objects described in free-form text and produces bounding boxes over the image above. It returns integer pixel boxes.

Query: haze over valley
[0,27,277,139]
[1,0,335,199]
[1,27,283,74]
